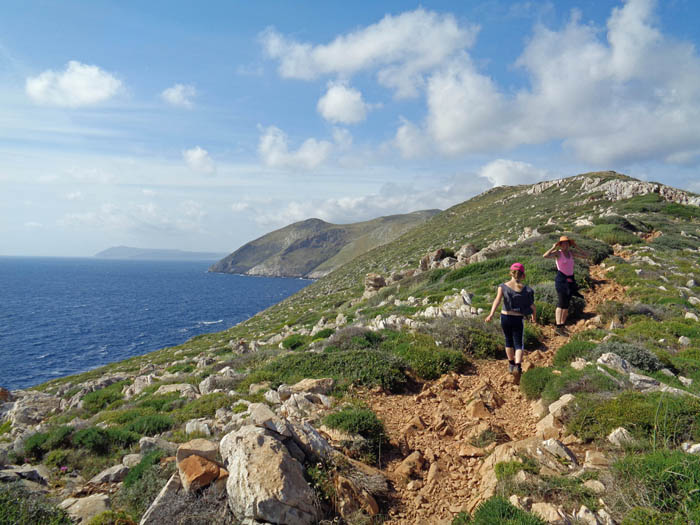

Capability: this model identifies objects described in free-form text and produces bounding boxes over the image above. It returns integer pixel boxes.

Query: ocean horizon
[0,256,310,390]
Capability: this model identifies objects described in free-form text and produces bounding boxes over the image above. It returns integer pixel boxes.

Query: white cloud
[24,221,43,229]
[255,172,489,227]
[394,118,430,159]
[142,188,156,196]
[26,60,122,107]
[183,146,215,174]
[317,82,369,124]
[258,125,332,169]
[65,191,83,200]
[261,9,478,98]
[414,0,700,165]
[161,83,196,108]
[231,202,250,212]
[478,159,550,187]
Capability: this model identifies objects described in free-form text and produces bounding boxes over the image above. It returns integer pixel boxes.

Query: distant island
[209,210,440,279]
[95,246,228,261]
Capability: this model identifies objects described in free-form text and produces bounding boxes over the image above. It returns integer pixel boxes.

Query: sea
[0,257,311,390]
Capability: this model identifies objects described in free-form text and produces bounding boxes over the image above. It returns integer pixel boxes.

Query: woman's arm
[485,286,503,323]
[543,242,559,259]
[530,303,537,324]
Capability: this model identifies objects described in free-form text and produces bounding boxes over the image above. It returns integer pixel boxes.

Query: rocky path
[363,265,627,524]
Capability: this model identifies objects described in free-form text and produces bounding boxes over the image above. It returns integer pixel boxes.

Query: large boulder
[59,494,110,523]
[176,438,219,463]
[89,464,129,484]
[178,454,222,492]
[221,425,321,525]
[8,392,60,426]
[199,373,242,395]
[289,378,334,396]
[123,374,157,399]
[154,383,199,399]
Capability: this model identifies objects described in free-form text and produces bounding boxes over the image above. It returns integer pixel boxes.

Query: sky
[1,0,700,257]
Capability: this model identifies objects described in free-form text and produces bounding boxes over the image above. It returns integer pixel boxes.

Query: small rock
[178,454,221,492]
[154,383,199,399]
[629,372,660,391]
[583,450,610,469]
[608,427,634,447]
[59,494,110,523]
[596,353,631,375]
[248,403,291,437]
[458,444,485,458]
[264,389,281,404]
[535,414,563,440]
[531,399,548,419]
[89,464,129,484]
[289,377,335,395]
[530,502,566,523]
[541,439,578,465]
[176,438,219,463]
[248,382,270,395]
[681,442,700,455]
[688,279,698,288]
[394,451,424,480]
[679,376,693,387]
[571,358,588,371]
[139,436,178,455]
[576,504,600,525]
[689,297,700,306]
[466,400,491,419]
[548,394,575,418]
[122,454,142,468]
[686,312,699,322]
[597,508,616,525]
[583,480,606,494]
[426,462,439,485]
[679,335,692,346]
[185,419,211,436]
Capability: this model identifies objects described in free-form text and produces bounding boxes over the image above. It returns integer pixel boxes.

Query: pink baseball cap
[510,262,525,275]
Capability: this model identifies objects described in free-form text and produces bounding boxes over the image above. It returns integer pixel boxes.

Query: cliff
[208,210,440,278]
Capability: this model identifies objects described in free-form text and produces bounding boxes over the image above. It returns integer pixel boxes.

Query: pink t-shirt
[556,251,575,276]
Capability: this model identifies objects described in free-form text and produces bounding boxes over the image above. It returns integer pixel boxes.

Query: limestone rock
[89,464,129,484]
[0,463,50,485]
[264,389,281,404]
[59,494,110,523]
[123,454,143,468]
[548,394,575,418]
[199,373,242,395]
[583,450,611,469]
[155,383,199,399]
[531,502,568,523]
[571,358,588,371]
[607,427,634,447]
[176,438,219,463]
[122,374,156,399]
[686,312,699,322]
[583,480,606,494]
[139,436,178,455]
[248,403,291,437]
[334,474,380,519]
[178,454,221,492]
[541,439,577,466]
[535,414,563,439]
[531,399,548,419]
[596,353,631,375]
[222,425,321,525]
[629,372,660,391]
[679,335,692,346]
[286,420,334,463]
[248,382,270,395]
[466,400,491,419]
[140,473,186,525]
[8,392,60,426]
[681,442,700,454]
[185,418,212,436]
[394,451,424,480]
[576,505,600,525]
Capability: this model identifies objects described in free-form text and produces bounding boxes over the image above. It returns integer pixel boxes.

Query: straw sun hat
[555,235,577,247]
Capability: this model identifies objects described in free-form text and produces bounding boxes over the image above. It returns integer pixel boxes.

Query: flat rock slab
[60,494,110,523]
[176,438,219,463]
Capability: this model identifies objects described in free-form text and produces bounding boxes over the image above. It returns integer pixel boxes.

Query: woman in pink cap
[485,263,536,375]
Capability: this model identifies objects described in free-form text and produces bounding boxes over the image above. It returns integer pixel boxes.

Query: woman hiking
[485,263,536,375]
[543,236,589,335]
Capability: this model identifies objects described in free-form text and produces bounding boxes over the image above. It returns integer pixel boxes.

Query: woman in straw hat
[485,262,536,375]
[543,236,589,335]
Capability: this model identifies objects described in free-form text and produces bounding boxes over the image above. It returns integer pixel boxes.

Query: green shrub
[617,193,664,214]
[615,450,700,522]
[323,407,387,457]
[243,349,408,392]
[281,334,310,350]
[523,323,542,349]
[379,331,466,380]
[172,392,234,423]
[591,341,664,372]
[534,301,555,325]
[428,268,450,283]
[326,327,383,350]
[541,367,620,404]
[124,414,173,436]
[424,318,502,359]
[0,482,72,524]
[566,391,700,444]
[495,461,528,481]
[81,381,128,414]
[651,235,699,251]
[43,426,74,451]
[593,214,637,231]
[23,432,49,459]
[460,496,547,525]
[312,328,334,340]
[113,459,176,520]
[123,450,165,488]
[553,341,597,367]
[72,427,138,455]
[88,510,137,525]
[444,257,508,283]
[136,393,183,413]
[520,367,553,400]
[44,449,71,470]
[662,202,700,219]
[0,420,11,435]
[165,362,195,374]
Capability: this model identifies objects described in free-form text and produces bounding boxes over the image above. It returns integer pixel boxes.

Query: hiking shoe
[555,325,568,336]
[508,363,516,374]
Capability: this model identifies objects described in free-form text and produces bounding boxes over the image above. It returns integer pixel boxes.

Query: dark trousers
[500,314,524,350]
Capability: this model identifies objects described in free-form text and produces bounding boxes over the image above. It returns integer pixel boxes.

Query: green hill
[208,210,440,278]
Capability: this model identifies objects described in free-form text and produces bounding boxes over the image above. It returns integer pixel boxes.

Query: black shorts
[555,271,576,309]
[500,314,524,350]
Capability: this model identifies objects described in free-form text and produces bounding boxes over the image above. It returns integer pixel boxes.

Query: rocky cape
[208,210,439,279]
[95,246,227,261]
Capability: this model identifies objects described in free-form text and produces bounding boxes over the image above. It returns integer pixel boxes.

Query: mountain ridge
[95,246,227,261]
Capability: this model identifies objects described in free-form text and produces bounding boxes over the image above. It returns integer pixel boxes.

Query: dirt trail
[363,265,627,524]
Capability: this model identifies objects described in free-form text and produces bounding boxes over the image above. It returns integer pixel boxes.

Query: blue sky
[1,0,699,256]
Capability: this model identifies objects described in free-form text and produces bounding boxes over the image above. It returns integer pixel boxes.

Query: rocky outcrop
[221,425,321,525]
[59,494,110,523]
[8,392,60,427]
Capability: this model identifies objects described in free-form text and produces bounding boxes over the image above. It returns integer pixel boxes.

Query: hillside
[3,171,700,525]
[95,246,227,261]
[208,210,439,278]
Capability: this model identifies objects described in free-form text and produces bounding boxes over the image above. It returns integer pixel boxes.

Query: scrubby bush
[82,381,128,414]
[165,362,194,374]
[566,391,700,444]
[72,427,138,455]
[423,317,502,359]
[23,432,49,459]
[591,341,664,372]
[614,450,700,523]
[281,334,310,350]
[88,510,137,525]
[494,458,538,481]
[541,366,621,404]
[534,301,555,325]
[593,214,636,231]
[520,367,554,400]
[523,323,542,349]
[326,326,383,351]
[553,341,597,367]
[454,496,546,525]
[651,235,699,251]
[123,450,165,488]
[123,414,173,436]
[0,482,72,524]
[44,449,71,470]
[380,331,466,380]
[172,392,231,423]
[598,302,668,324]
[323,407,387,458]
[113,457,176,520]
[312,328,334,340]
